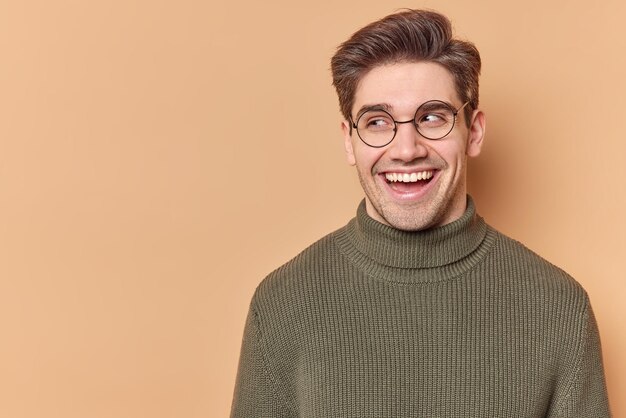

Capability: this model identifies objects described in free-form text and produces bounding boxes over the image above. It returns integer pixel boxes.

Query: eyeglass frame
[350,100,470,148]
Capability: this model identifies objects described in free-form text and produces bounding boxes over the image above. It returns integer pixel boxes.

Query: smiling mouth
[382,170,435,195]
[384,170,434,183]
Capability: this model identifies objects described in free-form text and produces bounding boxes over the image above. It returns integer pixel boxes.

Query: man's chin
[372,204,441,232]
[384,215,439,232]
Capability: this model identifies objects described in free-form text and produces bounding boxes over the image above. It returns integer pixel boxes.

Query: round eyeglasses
[351,100,470,148]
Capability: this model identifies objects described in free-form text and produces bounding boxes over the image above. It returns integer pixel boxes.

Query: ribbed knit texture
[231,198,610,417]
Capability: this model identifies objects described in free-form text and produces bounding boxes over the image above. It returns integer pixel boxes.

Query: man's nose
[387,121,428,161]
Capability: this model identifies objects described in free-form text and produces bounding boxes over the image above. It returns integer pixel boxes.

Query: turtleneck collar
[334,196,494,283]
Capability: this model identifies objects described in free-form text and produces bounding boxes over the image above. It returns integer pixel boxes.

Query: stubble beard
[357,169,463,232]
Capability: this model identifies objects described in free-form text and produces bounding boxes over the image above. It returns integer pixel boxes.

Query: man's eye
[363,114,393,131]
[418,112,448,126]
[359,111,394,132]
[423,114,441,122]
[368,118,390,127]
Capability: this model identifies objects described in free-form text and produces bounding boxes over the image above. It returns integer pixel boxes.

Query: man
[231,9,610,417]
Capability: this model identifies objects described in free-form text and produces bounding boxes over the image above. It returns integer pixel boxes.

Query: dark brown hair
[331,9,481,125]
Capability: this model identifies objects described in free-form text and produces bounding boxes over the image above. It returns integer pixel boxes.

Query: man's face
[342,61,485,231]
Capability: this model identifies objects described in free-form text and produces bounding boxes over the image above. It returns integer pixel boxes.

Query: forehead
[353,62,459,115]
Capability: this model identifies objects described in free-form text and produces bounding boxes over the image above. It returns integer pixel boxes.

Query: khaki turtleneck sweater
[231,198,610,417]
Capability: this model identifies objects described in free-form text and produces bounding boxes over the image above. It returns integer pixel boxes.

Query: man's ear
[341,120,356,166]
[466,109,486,157]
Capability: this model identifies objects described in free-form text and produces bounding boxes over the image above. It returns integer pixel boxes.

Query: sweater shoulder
[252,224,347,307]
[488,226,589,302]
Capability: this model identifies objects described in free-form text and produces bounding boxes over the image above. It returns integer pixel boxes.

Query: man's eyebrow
[419,100,454,111]
[355,103,393,119]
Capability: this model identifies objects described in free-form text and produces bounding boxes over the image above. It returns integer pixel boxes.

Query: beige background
[1,0,624,417]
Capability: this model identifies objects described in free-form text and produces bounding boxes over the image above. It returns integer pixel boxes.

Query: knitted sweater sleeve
[230,301,293,418]
[548,299,611,417]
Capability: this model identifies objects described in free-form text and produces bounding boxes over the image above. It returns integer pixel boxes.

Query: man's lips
[378,169,438,198]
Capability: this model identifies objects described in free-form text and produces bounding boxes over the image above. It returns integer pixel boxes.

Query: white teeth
[384,171,434,183]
